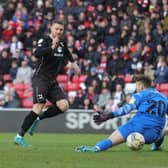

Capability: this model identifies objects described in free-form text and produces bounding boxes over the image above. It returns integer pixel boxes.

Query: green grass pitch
[0,133,168,168]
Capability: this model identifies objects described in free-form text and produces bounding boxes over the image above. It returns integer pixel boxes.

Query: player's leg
[14,103,45,147]
[40,99,69,119]
[76,130,125,152]
[28,100,69,135]
[151,129,166,151]
[28,84,69,135]
[151,137,164,151]
[14,78,47,146]
[40,82,69,118]
[96,130,125,150]
[76,120,133,152]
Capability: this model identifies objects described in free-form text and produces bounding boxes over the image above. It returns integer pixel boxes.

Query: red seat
[67,83,80,91]
[13,83,25,91]
[160,91,168,96]
[3,74,11,82]
[79,75,87,83]
[21,99,33,108]
[158,83,168,92]
[72,75,79,83]
[124,75,133,83]
[24,83,31,90]
[16,90,24,99]
[56,75,68,83]
[23,91,33,98]
[156,84,160,91]
[117,74,125,79]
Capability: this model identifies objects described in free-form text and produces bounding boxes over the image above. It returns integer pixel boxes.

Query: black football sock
[155,136,164,148]
[19,111,39,137]
[39,106,63,120]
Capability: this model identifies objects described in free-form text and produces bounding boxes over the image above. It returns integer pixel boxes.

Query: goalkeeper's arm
[93,103,136,125]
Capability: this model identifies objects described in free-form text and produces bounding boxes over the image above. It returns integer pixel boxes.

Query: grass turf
[0,133,168,168]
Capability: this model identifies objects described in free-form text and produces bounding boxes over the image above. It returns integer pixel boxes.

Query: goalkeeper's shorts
[118,115,164,144]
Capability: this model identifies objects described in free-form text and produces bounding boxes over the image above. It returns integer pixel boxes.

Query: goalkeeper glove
[93,112,114,125]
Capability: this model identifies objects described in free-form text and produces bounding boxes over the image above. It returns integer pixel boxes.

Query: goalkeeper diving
[76,75,168,152]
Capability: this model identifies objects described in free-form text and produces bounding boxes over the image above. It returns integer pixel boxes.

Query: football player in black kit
[14,21,81,147]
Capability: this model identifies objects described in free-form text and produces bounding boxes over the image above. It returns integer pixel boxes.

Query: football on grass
[126,132,145,151]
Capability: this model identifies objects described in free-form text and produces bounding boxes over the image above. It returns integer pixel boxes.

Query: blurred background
[0,0,168,133]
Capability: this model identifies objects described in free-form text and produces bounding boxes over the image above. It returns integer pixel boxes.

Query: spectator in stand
[10,35,23,58]
[83,97,93,110]
[53,0,65,11]
[85,67,100,88]
[9,59,18,81]
[68,91,78,109]
[144,62,155,81]
[104,26,120,48]
[136,0,150,13]
[0,39,9,53]
[22,28,35,51]
[125,55,143,75]
[151,43,166,67]
[85,86,97,106]
[0,77,6,107]
[0,50,11,75]
[154,56,168,84]
[3,1,16,21]
[84,45,101,67]
[2,21,15,42]
[73,89,86,109]
[1,0,168,110]
[112,83,126,107]
[90,78,102,95]
[94,86,111,110]
[15,60,32,84]
[0,77,16,108]
[104,98,118,113]
[162,0,168,18]
[5,87,21,108]
[43,0,55,17]
[107,51,125,77]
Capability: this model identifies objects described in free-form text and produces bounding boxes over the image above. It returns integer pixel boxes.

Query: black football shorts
[32,77,67,104]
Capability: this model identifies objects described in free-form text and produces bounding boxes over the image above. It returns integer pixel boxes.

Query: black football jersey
[34,35,74,80]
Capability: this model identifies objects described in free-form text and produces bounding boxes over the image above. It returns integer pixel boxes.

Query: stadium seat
[21,99,33,108]
[156,84,160,91]
[24,83,31,90]
[72,75,79,83]
[23,91,33,99]
[79,75,87,83]
[56,75,68,83]
[16,90,24,99]
[124,83,136,94]
[124,75,133,83]
[3,74,11,82]
[67,83,80,91]
[158,83,168,92]
[13,83,25,91]
[160,91,168,97]
[117,74,125,79]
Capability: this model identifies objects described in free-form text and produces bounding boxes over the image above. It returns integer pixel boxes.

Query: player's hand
[71,62,81,75]
[93,112,114,125]
[52,36,60,49]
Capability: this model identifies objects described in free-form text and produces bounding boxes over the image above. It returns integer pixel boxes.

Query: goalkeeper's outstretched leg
[75,129,125,152]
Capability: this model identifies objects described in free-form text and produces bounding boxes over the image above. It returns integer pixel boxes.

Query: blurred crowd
[0,0,168,110]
